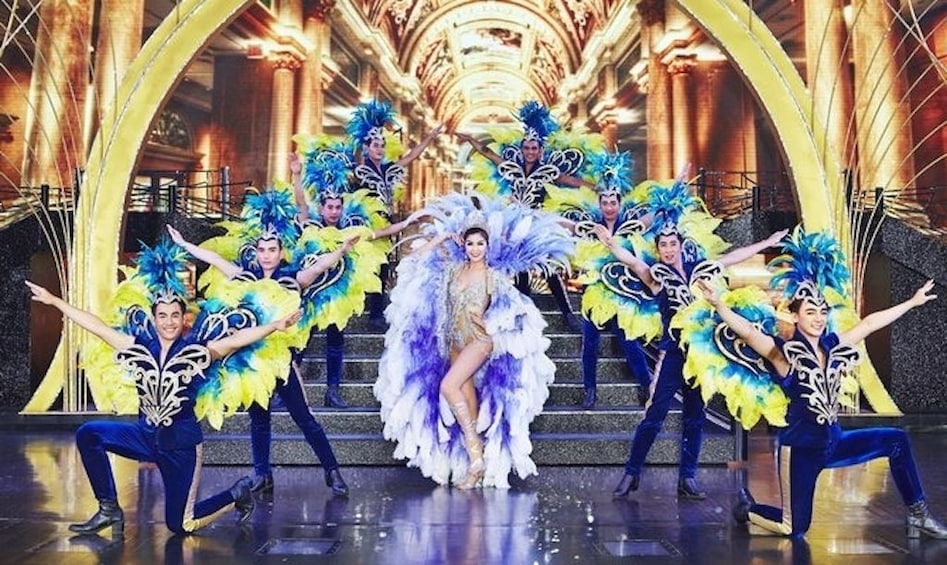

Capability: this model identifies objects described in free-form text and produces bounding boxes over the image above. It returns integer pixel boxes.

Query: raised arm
[557,173,594,189]
[696,280,788,376]
[396,124,444,168]
[166,225,242,279]
[296,234,360,289]
[718,228,789,268]
[289,153,310,223]
[26,281,134,350]
[207,309,303,360]
[593,224,658,291]
[839,279,937,346]
[456,132,503,166]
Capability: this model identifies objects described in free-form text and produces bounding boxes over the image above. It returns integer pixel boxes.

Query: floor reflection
[3,429,947,564]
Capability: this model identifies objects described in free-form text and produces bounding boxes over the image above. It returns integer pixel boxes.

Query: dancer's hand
[340,234,361,253]
[166,225,190,248]
[695,279,721,306]
[910,279,937,307]
[25,280,57,305]
[289,153,302,176]
[592,224,612,246]
[274,309,303,331]
[765,228,789,247]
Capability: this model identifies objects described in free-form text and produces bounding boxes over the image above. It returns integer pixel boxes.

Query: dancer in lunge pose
[28,239,301,536]
[374,192,573,488]
[689,227,947,539]
[168,187,377,497]
[605,179,788,500]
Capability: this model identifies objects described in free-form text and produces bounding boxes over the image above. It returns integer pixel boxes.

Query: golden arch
[25,0,899,414]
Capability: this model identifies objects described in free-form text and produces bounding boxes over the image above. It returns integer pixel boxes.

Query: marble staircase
[201,295,737,467]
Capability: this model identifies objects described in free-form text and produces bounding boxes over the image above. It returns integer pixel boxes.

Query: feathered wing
[191,278,303,430]
[673,285,789,429]
[291,225,386,331]
[81,271,157,415]
[574,237,663,343]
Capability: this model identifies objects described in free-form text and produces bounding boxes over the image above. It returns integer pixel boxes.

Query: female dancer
[693,228,947,539]
[26,241,301,537]
[374,193,573,488]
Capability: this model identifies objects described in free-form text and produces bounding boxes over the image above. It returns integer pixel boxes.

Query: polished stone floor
[2,427,947,564]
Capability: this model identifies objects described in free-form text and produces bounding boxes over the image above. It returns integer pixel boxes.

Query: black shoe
[230,477,255,522]
[565,312,583,333]
[732,487,755,523]
[249,473,273,494]
[325,468,349,497]
[581,388,597,410]
[612,474,640,498]
[69,499,124,538]
[637,387,650,407]
[324,385,349,409]
[677,477,707,500]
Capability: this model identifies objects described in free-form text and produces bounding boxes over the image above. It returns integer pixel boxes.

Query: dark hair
[462,226,489,245]
[151,298,186,315]
[655,231,684,245]
[597,191,619,203]
[255,237,283,249]
[319,194,344,206]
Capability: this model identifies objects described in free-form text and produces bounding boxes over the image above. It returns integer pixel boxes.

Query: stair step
[200,431,735,466]
[298,357,640,382]
[304,381,644,409]
[204,406,686,436]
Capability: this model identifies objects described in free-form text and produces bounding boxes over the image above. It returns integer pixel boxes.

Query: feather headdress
[346,99,398,146]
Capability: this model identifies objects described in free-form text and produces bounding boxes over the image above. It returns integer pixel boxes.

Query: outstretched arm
[718,229,789,268]
[840,280,937,346]
[26,281,134,350]
[289,153,310,223]
[696,280,789,376]
[456,132,503,166]
[296,234,361,289]
[557,173,594,189]
[593,224,658,292]
[373,217,414,240]
[396,124,444,168]
[414,232,454,257]
[166,225,242,279]
[207,309,303,360]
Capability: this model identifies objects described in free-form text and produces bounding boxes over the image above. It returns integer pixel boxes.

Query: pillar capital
[667,56,696,75]
[272,52,302,71]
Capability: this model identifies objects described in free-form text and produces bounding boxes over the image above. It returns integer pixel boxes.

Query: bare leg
[440,340,492,488]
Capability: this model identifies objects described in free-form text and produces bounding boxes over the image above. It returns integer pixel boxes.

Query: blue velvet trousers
[75,421,234,534]
[581,317,651,390]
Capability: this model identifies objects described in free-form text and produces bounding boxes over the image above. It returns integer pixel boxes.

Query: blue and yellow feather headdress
[768,226,850,310]
[346,99,398,147]
[517,100,558,145]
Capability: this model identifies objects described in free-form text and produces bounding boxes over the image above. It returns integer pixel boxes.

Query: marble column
[850,0,916,200]
[268,54,302,182]
[668,56,696,177]
[804,0,854,171]
[22,0,94,188]
[637,0,672,180]
[295,0,335,136]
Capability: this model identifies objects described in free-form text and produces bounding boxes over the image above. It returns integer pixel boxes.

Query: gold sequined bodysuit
[448,267,492,351]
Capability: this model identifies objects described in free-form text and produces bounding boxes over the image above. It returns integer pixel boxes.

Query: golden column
[850,0,916,198]
[92,0,145,139]
[268,53,302,182]
[637,0,672,180]
[21,0,94,188]
[804,0,854,171]
[668,56,696,176]
[295,0,335,136]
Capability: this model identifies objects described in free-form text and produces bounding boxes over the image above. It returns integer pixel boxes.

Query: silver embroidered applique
[783,341,860,424]
[118,344,211,427]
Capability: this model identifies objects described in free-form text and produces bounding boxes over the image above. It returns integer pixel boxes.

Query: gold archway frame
[673,0,898,414]
[25,0,900,415]
[23,0,255,412]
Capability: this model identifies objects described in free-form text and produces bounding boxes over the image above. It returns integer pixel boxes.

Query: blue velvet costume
[623,259,718,479]
[76,334,239,534]
[747,330,926,537]
[241,263,340,478]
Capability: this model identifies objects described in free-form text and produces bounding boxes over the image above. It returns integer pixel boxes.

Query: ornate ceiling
[355,0,622,130]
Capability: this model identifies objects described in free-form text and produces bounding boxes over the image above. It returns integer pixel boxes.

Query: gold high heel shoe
[451,401,485,489]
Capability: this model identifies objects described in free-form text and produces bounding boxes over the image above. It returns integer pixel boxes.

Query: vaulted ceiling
[355,0,623,130]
